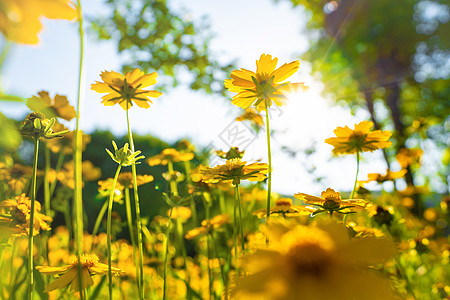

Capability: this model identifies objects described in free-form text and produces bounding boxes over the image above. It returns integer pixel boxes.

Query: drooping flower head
[37,254,124,293]
[294,188,371,216]
[232,220,396,300]
[91,68,162,110]
[325,121,392,155]
[199,158,268,185]
[225,54,306,111]
[0,0,76,45]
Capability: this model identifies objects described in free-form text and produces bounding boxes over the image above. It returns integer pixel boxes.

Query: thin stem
[167,160,178,196]
[163,208,174,300]
[126,108,145,300]
[91,200,108,244]
[184,160,198,226]
[211,232,227,298]
[28,138,39,300]
[107,165,122,300]
[44,146,51,215]
[176,218,191,300]
[74,1,85,299]
[125,187,140,295]
[264,103,272,219]
[49,152,65,198]
[350,151,360,199]
[235,184,245,251]
[233,186,238,279]
[206,232,213,300]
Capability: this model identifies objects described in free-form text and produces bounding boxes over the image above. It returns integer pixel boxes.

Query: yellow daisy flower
[325,121,392,155]
[0,193,52,235]
[235,108,264,126]
[225,54,306,111]
[91,68,162,110]
[396,147,423,168]
[36,254,124,293]
[146,148,194,166]
[364,169,407,183]
[185,214,230,239]
[253,198,316,218]
[232,220,396,300]
[28,91,76,121]
[0,0,76,45]
[199,158,268,185]
[118,172,154,188]
[294,188,371,216]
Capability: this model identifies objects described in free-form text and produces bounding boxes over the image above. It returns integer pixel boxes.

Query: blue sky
[0,0,397,196]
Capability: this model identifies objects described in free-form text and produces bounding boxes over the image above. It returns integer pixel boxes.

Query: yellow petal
[125,68,144,83]
[36,265,72,275]
[271,60,300,83]
[256,54,278,76]
[131,72,158,88]
[44,268,77,292]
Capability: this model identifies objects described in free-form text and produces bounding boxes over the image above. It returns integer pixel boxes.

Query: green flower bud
[106,141,145,166]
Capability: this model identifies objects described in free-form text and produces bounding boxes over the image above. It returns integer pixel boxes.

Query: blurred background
[0,0,449,219]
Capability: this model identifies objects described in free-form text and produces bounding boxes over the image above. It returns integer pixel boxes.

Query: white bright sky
[0,0,398,196]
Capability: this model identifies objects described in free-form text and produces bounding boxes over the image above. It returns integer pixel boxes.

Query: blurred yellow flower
[232,220,396,300]
[236,108,264,126]
[37,254,124,293]
[199,158,268,185]
[253,198,316,218]
[294,188,371,216]
[185,214,230,239]
[118,172,154,188]
[45,126,91,154]
[325,121,392,155]
[225,54,306,111]
[215,147,245,160]
[28,91,76,121]
[91,68,162,110]
[168,206,192,221]
[364,169,407,183]
[396,147,423,168]
[56,161,101,189]
[0,193,52,235]
[147,148,194,166]
[0,0,76,45]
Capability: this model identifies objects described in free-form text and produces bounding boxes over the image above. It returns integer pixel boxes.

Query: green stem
[235,184,245,251]
[91,200,108,242]
[184,160,198,226]
[44,146,51,215]
[107,165,122,300]
[264,102,272,219]
[167,160,178,196]
[206,232,213,300]
[49,152,65,198]
[350,151,360,199]
[125,187,140,295]
[233,186,238,279]
[74,1,85,299]
[28,138,39,300]
[126,108,145,300]
[163,208,174,300]
[176,218,191,300]
[211,232,227,298]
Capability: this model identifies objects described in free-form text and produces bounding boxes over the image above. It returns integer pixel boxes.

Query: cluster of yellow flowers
[0,7,448,298]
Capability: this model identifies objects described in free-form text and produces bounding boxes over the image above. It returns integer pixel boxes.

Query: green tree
[89,0,235,96]
[288,0,450,213]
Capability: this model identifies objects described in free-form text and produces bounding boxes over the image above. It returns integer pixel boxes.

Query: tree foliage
[89,0,235,96]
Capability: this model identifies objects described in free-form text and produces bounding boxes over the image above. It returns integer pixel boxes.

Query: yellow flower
[117,172,154,188]
[225,54,306,111]
[236,108,264,126]
[45,126,91,155]
[364,169,407,183]
[146,148,194,166]
[56,161,102,189]
[253,198,316,219]
[294,188,371,216]
[185,214,230,239]
[0,0,76,45]
[28,91,76,121]
[325,121,392,155]
[0,193,52,235]
[199,158,268,185]
[168,206,192,221]
[232,220,396,300]
[215,147,245,160]
[91,68,162,110]
[37,254,124,293]
[396,147,423,168]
